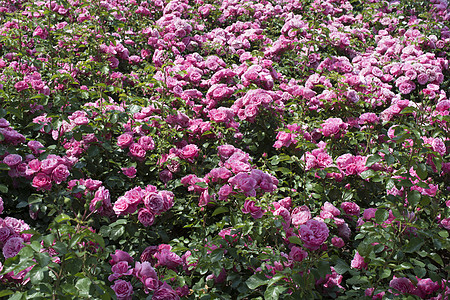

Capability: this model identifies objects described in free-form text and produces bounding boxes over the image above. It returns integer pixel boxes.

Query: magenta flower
[299,219,329,250]
[111,280,133,300]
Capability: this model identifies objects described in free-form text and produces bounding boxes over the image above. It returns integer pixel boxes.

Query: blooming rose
[159,191,174,211]
[113,196,136,216]
[144,192,164,214]
[138,208,155,227]
[341,202,360,216]
[299,219,329,250]
[3,154,22,167]
[129,143,146,159]
[181,144,199,163]
[134,261,159,291]
[28,141,45,155]
[242,200,264,219]
[155,249,183,270]
[32,173,52,191]
[111,280,133,300]
[122,167,137,178]
[350,251,367,269]
[0,226,12,245]
[51,164,70,184]
[3,236,25,259]
[291,205,311,226]
[117,133,134,148]
[108,261,133,281]
[40,156,60,174]
[288,246,308,262]
[331,237,345,248]
[110,250,133,265]
[152,282,180,300]
[389,277,415,295]
[138,136,155,151]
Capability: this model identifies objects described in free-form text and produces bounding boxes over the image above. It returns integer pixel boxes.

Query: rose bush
[0,0,449,299]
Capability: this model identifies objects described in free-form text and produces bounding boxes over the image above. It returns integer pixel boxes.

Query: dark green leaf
[246,273,268,289]
[375,209,389,224]
[212,207,229,216]
[404,237,424,253]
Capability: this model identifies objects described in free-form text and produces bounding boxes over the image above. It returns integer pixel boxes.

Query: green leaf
[334,259,350,275]
[365,154,381,167]
[317,260,331,278]
[0,184,8,193]
[359,169,376,179]
[403,237,424,253]
[414,266,426,278]
[211,249,224,263]
[212,207,229,217]
[76,278,91,297]
[379,268,391,279]
[110,226,125,241]
[438,231,449,238]
[407,190,421,208]
[288,236,302,246]
[375,209,389,224]
[8,292,25,300]
[246,273,268,289]
[264,286,286,300]
[414,163,428,180]
[0,290,13,297]
[194,182,208,188]
[55,214,71,223]
[52,241,68,255]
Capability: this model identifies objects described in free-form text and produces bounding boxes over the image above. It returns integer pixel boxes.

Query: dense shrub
[0,0,449,299]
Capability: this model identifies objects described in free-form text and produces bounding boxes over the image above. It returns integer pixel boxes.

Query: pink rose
[40,157,59,174]
[14,81,29,92]
[350,251,367,269]
[218,184,233,201]
[291,205,311,226]
[155,249,183,270]
[299,219,329,250]
[3,236,25,259]
[288,246,308,262]
[217,144,236,160]
[51,164,70,184]
[32,173,52,191]
[129,143,146,159]
[152,282,180,300]
[138,136,155,151]
[389,277,415,295]
[341,202,360,216]
[3,154,22,167]
[331,237,345,248]
[117,133,134,148]
[321,118,347,137]
[321,202,340,217]
[363,208,377,220]
[138,208,155,227]
[111,280,133,300]
[242,200,264,219]
[144,192,164,214]
[122,167,137,178]
[417,278,440,295]
[27,141,45,155]
[0,226,12,244]
[181,144,199,162]
[110,250,133,265]
[113,196,135,216]
[108,261,133,281]
[159,191,174,211]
